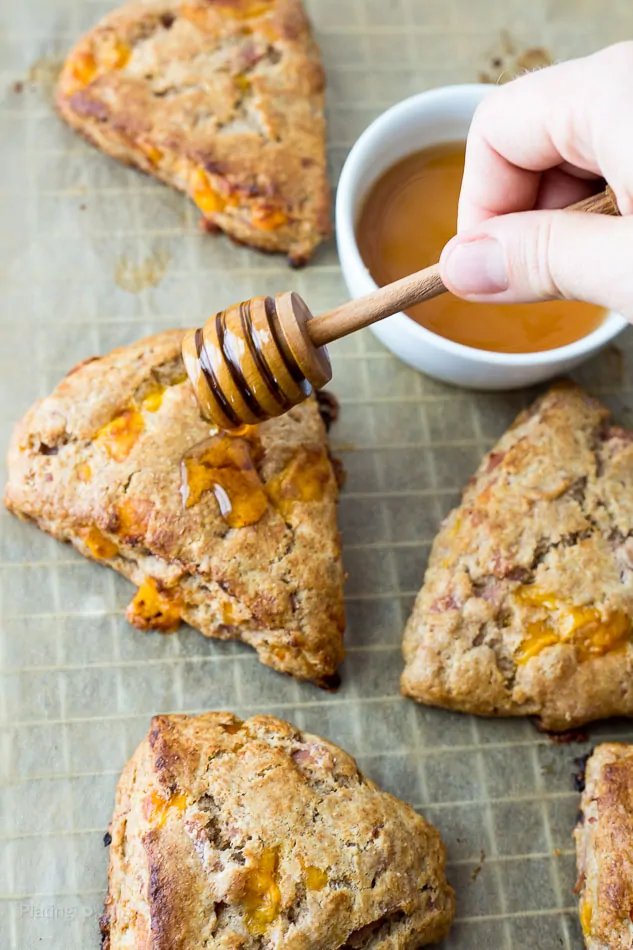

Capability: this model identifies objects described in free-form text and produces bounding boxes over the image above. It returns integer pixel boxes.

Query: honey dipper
[182,187,620,429]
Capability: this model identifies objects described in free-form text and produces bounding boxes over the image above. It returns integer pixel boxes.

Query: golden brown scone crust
[100,713,454,949]
[4,330,345,685]
[574,743,633,949]
[402,383,633,731]
[56,0,331,266]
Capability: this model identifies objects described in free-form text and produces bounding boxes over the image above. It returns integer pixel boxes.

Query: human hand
[439,42,633,319]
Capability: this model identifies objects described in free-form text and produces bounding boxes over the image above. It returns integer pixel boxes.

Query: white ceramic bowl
[335,84,627,390]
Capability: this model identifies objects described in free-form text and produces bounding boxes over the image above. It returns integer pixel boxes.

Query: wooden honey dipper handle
[183,186,620,430]
[308,264,444,347]
[307,185,620,348]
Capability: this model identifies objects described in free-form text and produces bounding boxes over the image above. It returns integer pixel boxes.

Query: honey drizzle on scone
[180,429,268,527]
[4,330,346,685]
[181,430,331,527]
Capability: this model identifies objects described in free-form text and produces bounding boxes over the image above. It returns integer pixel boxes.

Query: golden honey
[181,434,268,527]
[514,587,631,663]
[356,142,606,353]
[243,849,281,936]
[182,437,332,527]
[230,424,262,442]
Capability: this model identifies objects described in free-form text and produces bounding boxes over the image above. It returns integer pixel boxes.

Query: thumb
[439,210,633,320]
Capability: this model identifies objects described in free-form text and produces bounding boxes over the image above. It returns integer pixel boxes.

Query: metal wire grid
[2,0,633,947]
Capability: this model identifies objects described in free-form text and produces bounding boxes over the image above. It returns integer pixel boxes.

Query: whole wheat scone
[100,713,454,949]
[402,383,633,731]
[574,743,633,948]
[4,330,345,685]
[56,0,331,266]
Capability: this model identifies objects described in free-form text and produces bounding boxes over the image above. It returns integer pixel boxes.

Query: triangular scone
[100,713,455,949]
[56,0,330,266]
[402,383,633,731]
[574,743,633,948]
[4,330,345,685]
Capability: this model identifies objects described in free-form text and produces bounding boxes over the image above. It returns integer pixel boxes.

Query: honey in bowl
[356,142,605,353]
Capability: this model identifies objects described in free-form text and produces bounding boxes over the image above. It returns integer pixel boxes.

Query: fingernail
[442,237,509,295]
